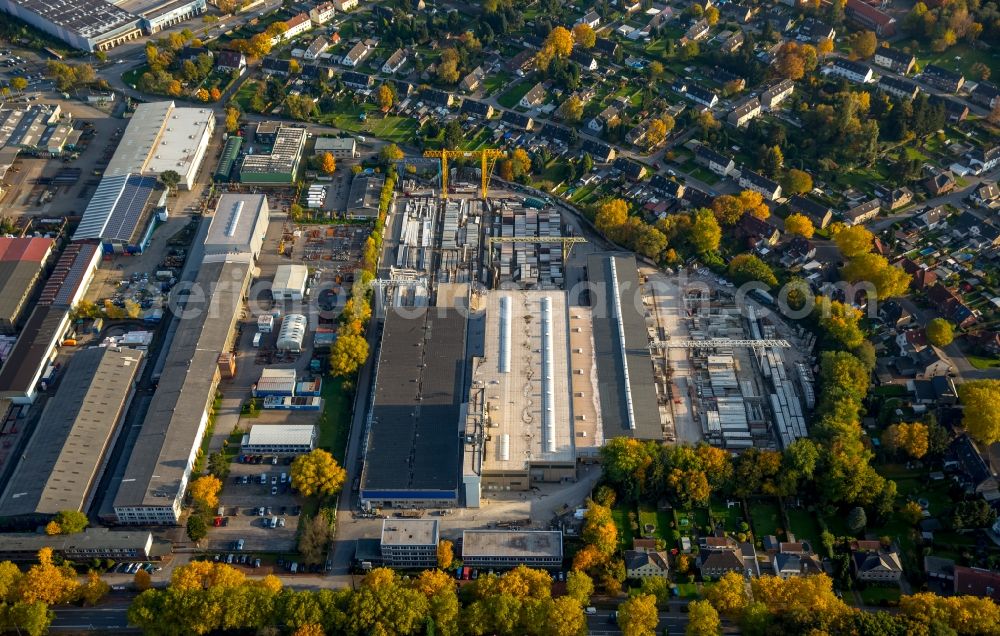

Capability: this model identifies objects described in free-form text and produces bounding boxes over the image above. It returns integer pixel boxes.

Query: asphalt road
[50,597,134,632]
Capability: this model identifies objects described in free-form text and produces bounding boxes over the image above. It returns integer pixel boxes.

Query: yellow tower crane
[423,148,507,200]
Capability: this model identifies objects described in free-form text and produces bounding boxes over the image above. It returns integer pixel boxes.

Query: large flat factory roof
[588,253,662,440]
[475,291,575,473]
[461,530,563,559]
[361,308,466,495]
[113,258,251,512]
[3,0,139,40]
[104,102,211,178]
[204,193,268,254]
[0,347,143,518]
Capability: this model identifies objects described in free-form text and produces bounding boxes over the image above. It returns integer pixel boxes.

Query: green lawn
[233,80,262,112]
[122,65,148,89]
[317,376,352,464]
[786,508,824,551]
[497,81,534,109]
[913,43,999,80]
[859,585,901,606]
[612,506,635,549]
[748,499,784,539]
[967,354,1000,370]
[319,106,418,145]
[482,71,513,97]
[688,166,719,185]
[709,498,744,533]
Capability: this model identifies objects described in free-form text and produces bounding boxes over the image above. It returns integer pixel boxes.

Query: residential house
[830,58,873,84]
[695,146,735,177]
[970,82,1000,109]
[970,145,999,172]
[262,57,292,76]
[309,2,336,26]
[684,186,715,210]
[922,64,964,92]
[772,542,823,579]
[624,550,670,579]
[303,37,329,61]
[953,566,1000,602]
[763,11,795,34]
[898,257,938,290]
[944,435,998,498]
[971,182,999,207]
[459,67,485,93]
[739,169,782,201]
[390,79,413,98]
[878,75,920,101]
[685,85,719,108]
[520,83,547,109]
[571,49,598,71]
[276,12,312,44]
[851,541,903,583]
[969,331,1000,356]
[779,236,817,268]
[216,50,246,75]
[931,95,969,122]
[341,71,373,90]
[581,139,616,163]
[501,110,533,130]
[540,123,572,143]
[381,49,407,74]
[422,89,454,107]
[910,205,949,231]
[727,97,761,128]
[332,0,358,11]
[925,556,956,588]
[594,38,619,57]
[722,3,756,24]
[879,300,912,328]
[846,0,897,37]
[844,198,880,226]
[879,186,913,211]
[923,171,956,197]
[342,39,375,67]
[739,212,780,246]
[613,157,647,181]
[577,10,601,28]
[873,46,915,74]
[587,105,619,133]
[927,282,977,328]
[684,19,710,42]
[461,99,494,119]
[177,46,211,64]
[720,31,744,54]
[698,537,745,580]
[760,79,794,110]
[505,50,534,73]
[797,17,835,42]
[622,0,642,13]
[788,195,833,229]
[951,212,1000,248]
[650,174,685,199]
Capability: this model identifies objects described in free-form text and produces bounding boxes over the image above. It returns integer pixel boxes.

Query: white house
[625,550,670,579]
[829,58,873,84]
[381,48,407,74]
[332,0,359,11]
[309,2,336,26]
[274,12,312,45]
[577,10,601,28]
[520,82,547,108]
[739,169,782,201]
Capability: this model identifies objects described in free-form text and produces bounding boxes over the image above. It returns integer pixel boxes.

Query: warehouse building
[0,237,55,334]
[104,101,214,190]
[0,0,143,51]
[204,194,269,260]
[241,424,316,454]
[240,126,307,185]
[0,104,61,151]
[314,136,357,159]
[0,528,157,561]
[0,347,143,524]
[360,308,466,509]
[276,313,307,353]
[272,264,308,301]
[253,368,297,396]
[73,173,164,253]
[587,253,663,440]
[463,291,577,507]
[214,135,242,182]
[0,243,101,405]
[380,519,439,568]
[461,530,563,568]
[346,174,384,219]
[115,0,206,33]
[112,201,265,525]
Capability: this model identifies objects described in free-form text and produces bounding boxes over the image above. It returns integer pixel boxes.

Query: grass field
[482,71,513,97]
[497,81,535,109]
[913,43,999,80]
[122,65,148,89]
[319,105,418,144]
[709,498,744,533]
[786,508,824,551]
[318,376,353,464]
[612,506,635,549]
[967,353,1000,369]
[233,80,262,112]
[860,586,901,606]
[748,499,784,539]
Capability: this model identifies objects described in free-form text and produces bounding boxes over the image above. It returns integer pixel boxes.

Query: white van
[253,333,262,347]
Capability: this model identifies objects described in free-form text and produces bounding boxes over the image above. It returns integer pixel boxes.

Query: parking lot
[209,453,301,553]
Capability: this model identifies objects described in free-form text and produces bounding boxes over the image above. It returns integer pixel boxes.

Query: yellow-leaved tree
[290,449,347,498]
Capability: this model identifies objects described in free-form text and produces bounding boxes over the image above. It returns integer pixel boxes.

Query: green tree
[297,514,332,565]
[851,30,878,58]
[728,253,777,287]
[689,208,721,253]
[711,195,743,225]
[443,120,463,148]
[925,318,954,347]
[958,380,1000,444]
[329,332,369,377]
[781,169,813,195]
[618,594,658,636]
[158,170,181,192]
[686,600,721,636]
[565,571,593,606]
[762,145,784,177]
[847,506,867,533]
[558,95,584,123]
[380,143,405,164]
[52,510,89,534]
[186,515,208,543]
[290,449,347,498]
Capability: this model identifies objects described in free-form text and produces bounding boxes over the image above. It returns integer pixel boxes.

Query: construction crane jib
[423,148,507,199]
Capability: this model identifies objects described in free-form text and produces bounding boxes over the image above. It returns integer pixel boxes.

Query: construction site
[645,276,817,451]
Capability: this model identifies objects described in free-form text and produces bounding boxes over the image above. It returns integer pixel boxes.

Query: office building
[380,519,439,568]
[240,126,307,185]
[461,530,563,568]
[241,424,316,454]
